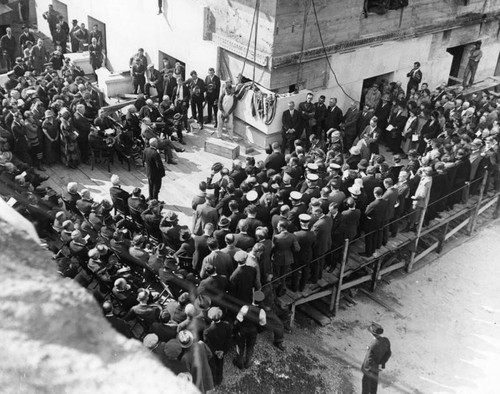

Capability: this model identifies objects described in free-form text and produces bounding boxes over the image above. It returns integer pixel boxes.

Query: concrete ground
[215,219,500,394]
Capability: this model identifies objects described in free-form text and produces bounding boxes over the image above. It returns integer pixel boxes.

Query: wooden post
[463,181,470,204]
[370,257,382,292]
[468,170,488,235]
[406,185,431,273]
[493,194,500,219]
[290,304,296,329]
[436,221,449,254]
[331,239,349,316]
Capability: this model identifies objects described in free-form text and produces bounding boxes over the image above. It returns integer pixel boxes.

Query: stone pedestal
[204,137,240,159]
[95,68,132,102]
[65,52,93,75]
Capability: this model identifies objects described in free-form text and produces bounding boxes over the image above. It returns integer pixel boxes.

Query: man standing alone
[361,323,391,394]
[463,41,482,87]
[143,138,165,200]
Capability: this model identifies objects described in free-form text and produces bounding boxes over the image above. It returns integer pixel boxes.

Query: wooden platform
[279,191,500,327]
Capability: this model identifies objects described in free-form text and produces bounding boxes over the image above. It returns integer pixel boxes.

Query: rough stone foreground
[0,220,199,394]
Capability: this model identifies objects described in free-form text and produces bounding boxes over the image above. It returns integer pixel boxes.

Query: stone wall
[0,218,199,394]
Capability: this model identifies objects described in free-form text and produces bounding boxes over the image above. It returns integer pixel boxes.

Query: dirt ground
[216,220,500,394]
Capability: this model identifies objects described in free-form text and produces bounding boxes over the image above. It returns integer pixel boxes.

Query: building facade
[35,0,500,144]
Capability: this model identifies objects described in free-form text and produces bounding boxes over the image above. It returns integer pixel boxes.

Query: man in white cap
[288,191,307,228]
[292,213,316,292]
[301,173,321,205]
[361,322,391,394]
[203,307,231,386]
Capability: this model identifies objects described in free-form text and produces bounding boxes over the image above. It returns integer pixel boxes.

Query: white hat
[298,213,311,222]
[306,173,319,182]
[348,185,362,196]
[290,191,303,201]
[246,190,258,202]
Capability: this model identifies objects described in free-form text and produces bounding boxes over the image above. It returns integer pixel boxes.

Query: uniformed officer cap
[299,213,311,222]
[306,173,319,182]
[290,191,302,201]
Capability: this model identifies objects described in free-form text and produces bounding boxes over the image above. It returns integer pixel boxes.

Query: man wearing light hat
[301,172,321,205]
[203,306,231,386]
[288,190,307,228]
[178,329,215,393]
[361,322,391,394]
[291,213,315,292]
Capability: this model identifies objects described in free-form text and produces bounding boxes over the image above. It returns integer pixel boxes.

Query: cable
[252,0,260,85]
[241,0,259,77]
[310,0,357,102]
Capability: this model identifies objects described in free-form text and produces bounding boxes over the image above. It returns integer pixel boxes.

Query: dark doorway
[158,50,185,78]
[52,0,68,22]
[88,16,107,68]
[360,71,394,108]
[446,44,466,86]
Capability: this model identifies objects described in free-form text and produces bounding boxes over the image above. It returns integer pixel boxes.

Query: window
[364,0,408,17]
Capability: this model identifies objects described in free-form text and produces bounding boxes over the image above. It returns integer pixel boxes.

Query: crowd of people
[2,9,500,393]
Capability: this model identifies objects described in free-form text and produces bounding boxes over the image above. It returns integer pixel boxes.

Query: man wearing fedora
[362,322,391,394]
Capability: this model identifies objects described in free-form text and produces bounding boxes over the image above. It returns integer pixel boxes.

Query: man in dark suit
[362,167,383,204]
[343,101,361,151]
[73,103,92,163]
[109,174,130,215]
[264,142,286,173]
[103,301,134,338]
[357,104,375,138]
[374,94,392,141]
[298,93,316,149]
[325,97,343,131]
[272,220,300,295]
[229,251,260,304]
[339,197,361,241]
[387,102,407,154]
[382,178,398,245]
[203,306,232,386]
[186,70,205,126]
[172,78,190,129]
[145,64,164,99]
[406,61,422,97]
[142,138,165,200]
[314,95,327,139]
[361,323,392,394]
[162,68,177,100]
[193,223,214,273]
[192,194,219,236]
[234,221,256,252]
[281,101,300,154]
[292,214,316,291]
[131,57,146,94]
[362,187,388,257]
[205,67,221,126]
[310,206,333,282]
